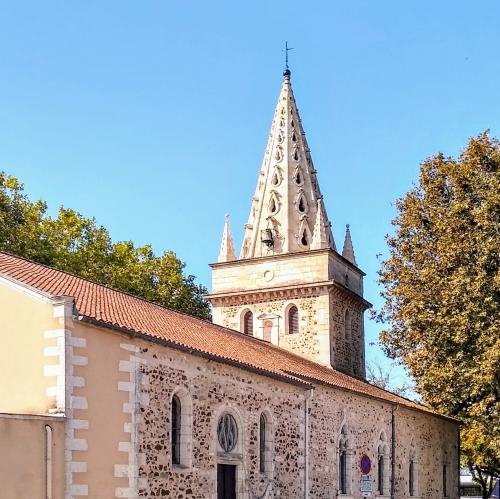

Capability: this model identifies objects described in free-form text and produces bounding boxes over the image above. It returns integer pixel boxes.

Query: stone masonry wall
[330,287,366,378]
[215,291,331,367]
[134,342,305,498]
[127,339,458,499]
[308,385,459,499]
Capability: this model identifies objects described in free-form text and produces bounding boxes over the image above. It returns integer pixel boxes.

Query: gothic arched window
[409,459,415,496]
[243,311,253,336]
[377,432,389,495]
[443,464,448,497]
[259,411,273,475]
[408,439,418,497]
[171,394,181,465]
[171,389,193,468]
[287,305,299,335]
[259,413,267,472]
[338,425,350,495]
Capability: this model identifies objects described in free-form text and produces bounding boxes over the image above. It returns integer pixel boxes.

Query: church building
[0,67,458,499]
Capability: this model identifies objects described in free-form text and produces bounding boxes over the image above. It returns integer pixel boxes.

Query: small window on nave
[409,458,415,496]
[259,411,273,475]
[377,432,389,496]
[171,394,181,465]
[243,310,253,336]
[170,389,193,468]
[287,305,299,335]
[259,413,267,472]
[338,425,350,495]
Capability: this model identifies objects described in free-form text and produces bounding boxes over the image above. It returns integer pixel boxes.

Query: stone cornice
[209,247,366,276]
[206,280,371,308]
[206,280,333,306]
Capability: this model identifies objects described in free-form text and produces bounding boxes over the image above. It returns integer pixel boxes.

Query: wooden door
[217,464,236,499]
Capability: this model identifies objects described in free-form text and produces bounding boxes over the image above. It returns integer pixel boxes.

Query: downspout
[45,424,53,499]
[304,388,314,499]
[391,404,399,499]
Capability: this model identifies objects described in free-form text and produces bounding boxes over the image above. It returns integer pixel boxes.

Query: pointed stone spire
[218,214,236,263]
[342,224,357,265]
[311,199,336,250]
[240,69,332,258]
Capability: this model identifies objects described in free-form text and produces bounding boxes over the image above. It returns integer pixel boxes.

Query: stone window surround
[376,430,390,497]
[240,308,254,336]
[407,439,419,499]
[284,302,300,335]
[258,409,274,478]
[170,387,193,471]
[338,423,353,497]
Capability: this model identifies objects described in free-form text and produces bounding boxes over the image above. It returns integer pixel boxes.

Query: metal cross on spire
[284,41,294,71]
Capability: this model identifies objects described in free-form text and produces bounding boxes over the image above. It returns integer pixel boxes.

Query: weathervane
[284,41,294,73]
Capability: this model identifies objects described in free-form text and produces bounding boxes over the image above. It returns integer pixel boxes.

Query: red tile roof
[0,252,455,422]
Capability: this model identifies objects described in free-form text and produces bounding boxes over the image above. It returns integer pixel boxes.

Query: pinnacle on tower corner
[218,214,236,263]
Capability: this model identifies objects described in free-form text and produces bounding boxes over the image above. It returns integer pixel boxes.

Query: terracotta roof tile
[0,252,454,421]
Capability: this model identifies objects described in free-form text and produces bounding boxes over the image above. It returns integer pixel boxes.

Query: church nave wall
[308,386,459,499]
[134,340,306,498]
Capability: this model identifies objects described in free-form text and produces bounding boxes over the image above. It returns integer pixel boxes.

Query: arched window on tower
[287,305,299,335]
[344,310,352,340]
[243,310,253,336]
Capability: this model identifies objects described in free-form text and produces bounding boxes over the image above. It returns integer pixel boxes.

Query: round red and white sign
[360,454,372,475]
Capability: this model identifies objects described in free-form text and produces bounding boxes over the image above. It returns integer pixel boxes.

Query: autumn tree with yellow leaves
[376,132,499,497]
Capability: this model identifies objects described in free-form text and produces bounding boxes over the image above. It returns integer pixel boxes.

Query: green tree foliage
[0,172,211,320]
[376,132,500,497]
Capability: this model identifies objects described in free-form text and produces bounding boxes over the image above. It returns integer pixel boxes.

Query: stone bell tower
[207,68,370,378]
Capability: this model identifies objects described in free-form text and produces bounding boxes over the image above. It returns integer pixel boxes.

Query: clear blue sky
[1,1,499,389]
